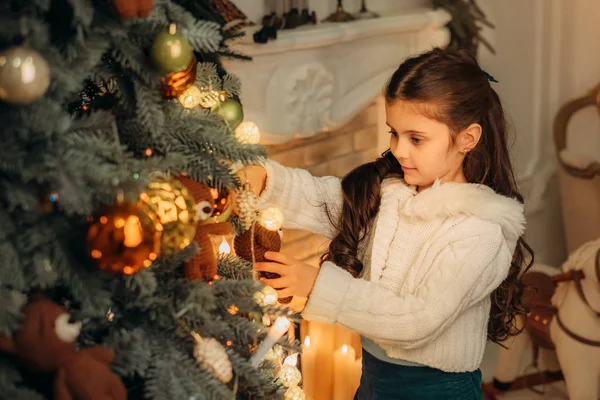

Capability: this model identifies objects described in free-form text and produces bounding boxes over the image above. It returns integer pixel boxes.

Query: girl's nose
[391,139,409,161]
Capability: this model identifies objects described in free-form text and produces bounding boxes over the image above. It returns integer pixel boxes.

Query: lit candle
[301,335,317,398]
[351,356,362,395]
[333,344,356,400]
[251,317,291,367]
[308,322,334,399]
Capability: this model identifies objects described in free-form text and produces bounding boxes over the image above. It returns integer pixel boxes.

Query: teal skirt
[354,350,484,400]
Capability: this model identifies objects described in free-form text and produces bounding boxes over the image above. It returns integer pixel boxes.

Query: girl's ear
[457,123,482,152]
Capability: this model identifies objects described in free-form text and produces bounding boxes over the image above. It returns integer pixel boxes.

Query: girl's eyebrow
[386,123,426,135]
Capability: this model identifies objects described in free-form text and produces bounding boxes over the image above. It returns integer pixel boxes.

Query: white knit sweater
[257,159,526,373]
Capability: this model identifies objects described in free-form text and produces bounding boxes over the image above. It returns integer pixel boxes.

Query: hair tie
[484,70,499,83]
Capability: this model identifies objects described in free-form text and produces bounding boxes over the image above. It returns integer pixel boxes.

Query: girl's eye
[388,130,398,137]
[411,137,422,144]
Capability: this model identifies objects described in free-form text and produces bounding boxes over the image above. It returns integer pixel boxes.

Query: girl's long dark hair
[321,48,534,344]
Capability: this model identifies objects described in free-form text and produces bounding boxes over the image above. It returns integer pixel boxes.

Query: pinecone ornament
[235,182,258,230]
[192,332,233,383]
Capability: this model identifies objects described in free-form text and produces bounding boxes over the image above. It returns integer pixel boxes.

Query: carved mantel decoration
[224,8,451,144]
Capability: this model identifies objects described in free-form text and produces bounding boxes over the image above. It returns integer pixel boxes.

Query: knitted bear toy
[0,293,126,400]
[179,176,233,281]
[234,223,292,304]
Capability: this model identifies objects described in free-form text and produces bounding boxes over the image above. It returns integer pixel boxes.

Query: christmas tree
[0,0,301,399]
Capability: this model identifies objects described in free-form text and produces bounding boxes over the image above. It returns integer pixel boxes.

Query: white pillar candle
[301,335,317,398]
[333,344,356,400]
[350,356,362,396]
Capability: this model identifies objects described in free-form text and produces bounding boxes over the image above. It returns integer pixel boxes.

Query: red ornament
[112,0,153,19]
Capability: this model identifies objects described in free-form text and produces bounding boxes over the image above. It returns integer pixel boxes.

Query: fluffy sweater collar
[383,177,526,242]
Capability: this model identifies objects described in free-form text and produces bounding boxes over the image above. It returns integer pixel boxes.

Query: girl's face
[386,100,480,192]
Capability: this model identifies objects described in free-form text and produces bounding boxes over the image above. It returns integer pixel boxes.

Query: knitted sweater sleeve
[256,159,342,239]
[301,223,511,349]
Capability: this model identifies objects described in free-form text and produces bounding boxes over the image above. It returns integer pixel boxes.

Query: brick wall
[264,101,381,266]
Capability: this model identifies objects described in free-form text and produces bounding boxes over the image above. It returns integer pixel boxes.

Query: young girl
[241,48,533,399]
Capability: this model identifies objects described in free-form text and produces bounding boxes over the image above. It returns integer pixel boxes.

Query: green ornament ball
[212,99,244,130]
[151,25,194,74]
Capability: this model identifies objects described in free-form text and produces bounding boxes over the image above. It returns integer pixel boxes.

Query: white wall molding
[224,9,450,143]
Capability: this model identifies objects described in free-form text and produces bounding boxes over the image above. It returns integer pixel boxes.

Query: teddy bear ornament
[178,175,233,281]
[0,293,127,400]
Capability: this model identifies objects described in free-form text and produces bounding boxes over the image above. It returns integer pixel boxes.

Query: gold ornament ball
[253,285,279,307]
[178,85,203,109]
[278,364,302,387]
[211,99,244,130]
[192,332,233,383]
[0,46,50,104]
[235,121,261,144]
[264,344,285,362]
[261,285,278,306]
[202,187,233,225]
[257,207,284,231]
[253,290,266,307]
[284,386,306,400]
[86,201,161,275]
[151,24,194,74]
[138,176,197,256]
[198,87,224,109]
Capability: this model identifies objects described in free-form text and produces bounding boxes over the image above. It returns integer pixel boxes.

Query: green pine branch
[0,1,294,398]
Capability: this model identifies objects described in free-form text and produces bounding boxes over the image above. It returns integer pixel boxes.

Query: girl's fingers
[276,287,294,298]
[264,251,296,265]
[253,262,284,275]
[260,276,290,289]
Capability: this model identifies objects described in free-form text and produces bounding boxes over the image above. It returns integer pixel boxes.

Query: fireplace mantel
[224,8,451,144]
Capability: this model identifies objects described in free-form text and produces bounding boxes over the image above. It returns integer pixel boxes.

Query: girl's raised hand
[253,252,320,300]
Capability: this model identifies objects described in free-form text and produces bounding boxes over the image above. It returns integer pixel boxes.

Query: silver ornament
[0,46,50,104]
[192,332,233,383]
[235,182,258,230]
